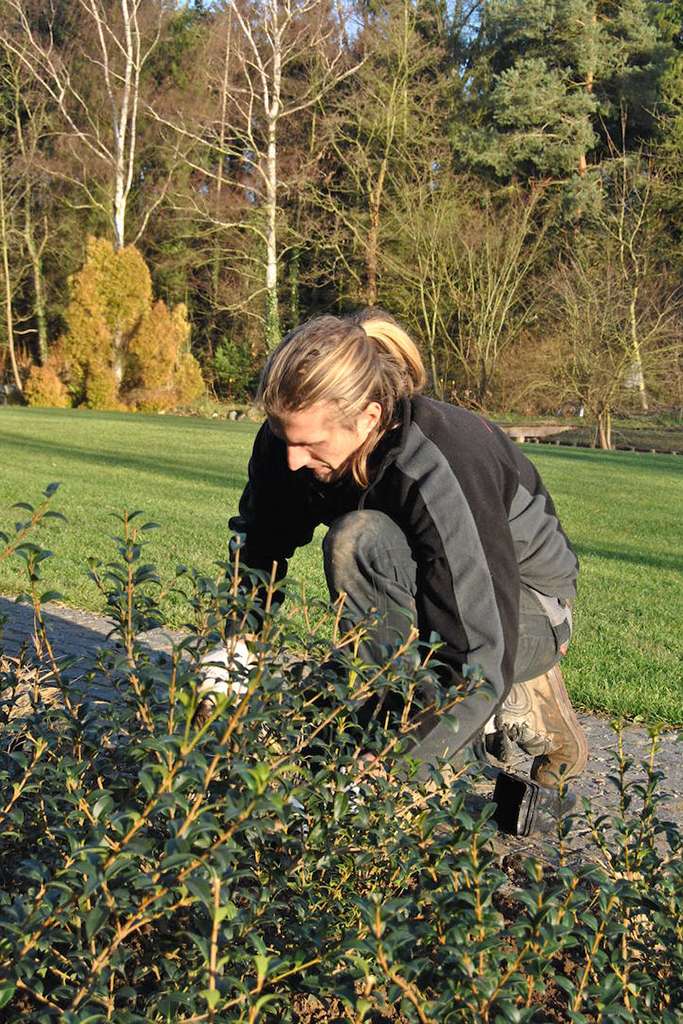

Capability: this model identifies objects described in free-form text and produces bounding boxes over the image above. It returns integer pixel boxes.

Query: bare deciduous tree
[1,53,51,364]
[312,0,448,307]
[385,180,548,409]
[1,0,166,250]
[382,176,464,397]
[151,0,361,349]
[0,143,24,391]
[549,240,681,448]
[601,145,659,412]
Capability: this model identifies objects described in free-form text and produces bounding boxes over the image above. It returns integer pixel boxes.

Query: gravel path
[2,594,681,865]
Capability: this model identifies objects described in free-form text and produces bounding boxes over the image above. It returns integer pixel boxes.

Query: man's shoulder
[401,395,527,490]
[410,395,500,444]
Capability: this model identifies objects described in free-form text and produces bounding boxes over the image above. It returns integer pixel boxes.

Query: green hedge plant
[0,489,681,1023]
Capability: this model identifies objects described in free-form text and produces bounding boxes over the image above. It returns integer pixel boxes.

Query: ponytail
[352,309,426,394]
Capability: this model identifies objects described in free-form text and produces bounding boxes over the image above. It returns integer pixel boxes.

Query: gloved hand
[193,637,256,726]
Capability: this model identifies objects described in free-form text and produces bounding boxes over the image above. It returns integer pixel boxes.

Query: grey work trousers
[322,510,571,766]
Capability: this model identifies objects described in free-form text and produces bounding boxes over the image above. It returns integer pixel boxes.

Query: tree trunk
[428,345,441,399]
[265,114,280,350]
[0,155,23,393]
[628,282,649,412]
[111,0,137,252]
[113,180,126,251]
[366,160,388,306]
[597,407,612,450]
[264,2,281,353]
[208,6,232,351]
[366,212,379,306]
[24,201,49,365]
[289,247,300,329]
[578,9,597,177]
[476,359,490,409]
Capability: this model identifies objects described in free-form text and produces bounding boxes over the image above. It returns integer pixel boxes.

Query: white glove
[197,638,256,701]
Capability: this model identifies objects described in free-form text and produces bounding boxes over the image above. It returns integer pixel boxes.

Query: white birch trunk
[264,0,281,350]
[24,199,49,365]
[0,154,23,392]
[265,116,280,348]
[629,283,649,412]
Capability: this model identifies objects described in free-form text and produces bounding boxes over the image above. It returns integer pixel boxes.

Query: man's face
[269,400,381,481]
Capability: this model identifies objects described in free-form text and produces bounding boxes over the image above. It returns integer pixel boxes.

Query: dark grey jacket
[230,395,578,744]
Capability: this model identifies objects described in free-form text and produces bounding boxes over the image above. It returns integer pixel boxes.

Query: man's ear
[359,401,383,436]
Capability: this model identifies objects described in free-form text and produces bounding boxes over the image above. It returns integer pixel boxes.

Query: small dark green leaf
[334,791,349,822]
[0,984,16,1010]
[186,877,212,907]
[254,953,270,986]
[85,905,107,940]
[40,591,64,604]
[93,793,114,821]
[138,769,155,799]
[43,482,61,497]
[43,510,68,523]
[245,763,270,795]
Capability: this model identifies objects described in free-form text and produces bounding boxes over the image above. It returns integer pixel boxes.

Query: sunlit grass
[1,407,681,724]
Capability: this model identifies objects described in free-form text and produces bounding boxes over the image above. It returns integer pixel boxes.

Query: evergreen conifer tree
[460,0,669,198]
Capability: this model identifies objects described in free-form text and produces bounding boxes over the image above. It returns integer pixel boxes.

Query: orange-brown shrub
[24,365,71,409]
[85,360,125,411]
[126,301,203,412]
[53,237,204,412]
[175,350,205,406]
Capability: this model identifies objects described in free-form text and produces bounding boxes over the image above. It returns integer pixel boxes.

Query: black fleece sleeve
[228,422,321,582]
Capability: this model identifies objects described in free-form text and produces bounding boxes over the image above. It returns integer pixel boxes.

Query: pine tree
[653,0,683,266]
[461,0,669,193]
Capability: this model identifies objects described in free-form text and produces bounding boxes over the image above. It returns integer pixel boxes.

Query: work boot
[495,665,588,787]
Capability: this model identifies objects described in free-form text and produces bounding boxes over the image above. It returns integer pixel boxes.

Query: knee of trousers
[323,510,411,594]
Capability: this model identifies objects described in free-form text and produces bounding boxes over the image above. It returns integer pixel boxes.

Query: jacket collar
[365,396,412,490]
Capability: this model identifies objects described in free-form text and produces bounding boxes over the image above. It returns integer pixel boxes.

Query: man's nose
[287,446,310,472]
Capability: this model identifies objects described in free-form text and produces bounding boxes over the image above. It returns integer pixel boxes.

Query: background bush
[24,239,205,413]
[23,365,70,409]
[213,338,260,404]
[0,490,681,1023]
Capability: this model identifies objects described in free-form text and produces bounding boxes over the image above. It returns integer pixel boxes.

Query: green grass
[1,407,681,725]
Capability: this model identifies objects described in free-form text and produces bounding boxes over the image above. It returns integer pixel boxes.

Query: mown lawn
[1,406,681,725]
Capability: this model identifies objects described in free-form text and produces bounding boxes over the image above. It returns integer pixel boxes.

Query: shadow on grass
[0,431,247,491]
[574,543,683,573]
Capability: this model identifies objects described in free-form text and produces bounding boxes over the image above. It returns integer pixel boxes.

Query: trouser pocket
[551,615,571,657]
[514,588,571,684]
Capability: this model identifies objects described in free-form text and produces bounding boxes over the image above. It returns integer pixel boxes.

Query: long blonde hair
[258,309,426,486]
